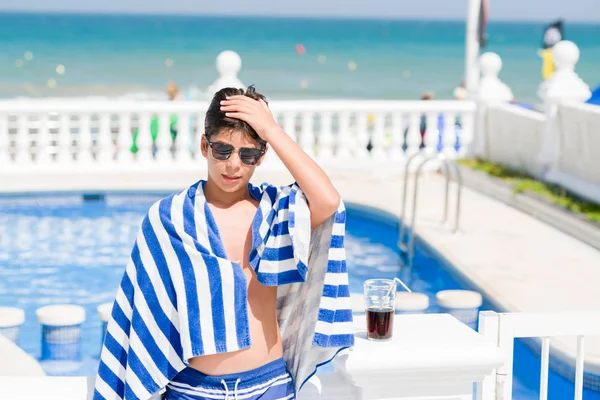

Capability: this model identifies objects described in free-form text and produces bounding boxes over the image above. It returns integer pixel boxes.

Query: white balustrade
[155,112,172,162]
[96,113,112,163]
[116,113,133,163]
[335,112,352,160]
[388,112,404,162]
[318,111,334,159]
[0,100,476,178]
[78,113,93,163]
[0,114,7,165]
[57,114,72,163]
[16,114,30,164]
[354,112,370,159]
[136,112,153,163]
[175,112,192,163]
[477,311,600,400]
[299,111,315,158]
[370,112,386,160]
[36,114,51,164]
[405,112,422,159]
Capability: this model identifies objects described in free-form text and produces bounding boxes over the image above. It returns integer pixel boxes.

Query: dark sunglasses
[205,137,265,166]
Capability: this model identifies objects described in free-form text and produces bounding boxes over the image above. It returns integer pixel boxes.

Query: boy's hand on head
[220,95,281,142]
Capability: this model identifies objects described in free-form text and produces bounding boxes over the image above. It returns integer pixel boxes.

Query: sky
[0,0,599,22]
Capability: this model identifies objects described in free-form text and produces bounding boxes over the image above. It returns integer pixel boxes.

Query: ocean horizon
[1,12,598,102]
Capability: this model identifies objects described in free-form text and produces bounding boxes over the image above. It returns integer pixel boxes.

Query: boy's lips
[222,174,242,183]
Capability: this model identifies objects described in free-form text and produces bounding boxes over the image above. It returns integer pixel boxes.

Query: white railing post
[496,314,514,400]
[155,112,172,162]
[540,337,550,400]
[0,113,8,165]
[116,113,133,163]
[370,112,386,160]
[476,311,500,400]
[473,52,514,159]
[194,112,205,159]
[77,113,93,163]
[36,114,51,164]
[575,336,585,400]
[282,112,296,143]
[355,112,369,159]
[299,112,315,158]
[388,112,405,162]
[136,112,153,162]
[459,110,475,159]
[15,114,30,164]
[537,40,591,178]
[422,112,438,152]
[175,113,192,163]
[0,113,7,166]
[442,112,458,159]
[96,113,113,162]
[405,112,422,159]
[318,111,334,160]
[57,114,72,164]
[336,112,352,159]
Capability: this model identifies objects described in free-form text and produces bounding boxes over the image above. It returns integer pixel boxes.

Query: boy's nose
[226,150,243,169]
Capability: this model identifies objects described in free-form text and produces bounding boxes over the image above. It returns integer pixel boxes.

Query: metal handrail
[398,150,463,267]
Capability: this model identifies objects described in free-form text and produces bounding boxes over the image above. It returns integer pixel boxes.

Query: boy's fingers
[224,112,249,120]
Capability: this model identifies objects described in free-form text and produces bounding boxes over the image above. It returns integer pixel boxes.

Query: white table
[299,313,505,400]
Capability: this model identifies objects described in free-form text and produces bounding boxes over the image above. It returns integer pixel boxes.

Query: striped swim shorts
[164,358,295,400]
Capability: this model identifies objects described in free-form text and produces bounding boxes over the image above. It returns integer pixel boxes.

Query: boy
[94,86,354,400]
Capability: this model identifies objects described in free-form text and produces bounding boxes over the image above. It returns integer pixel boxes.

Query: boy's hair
[204,85,268,148]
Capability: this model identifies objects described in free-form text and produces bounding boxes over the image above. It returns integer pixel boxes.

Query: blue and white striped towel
[93,180,354,400]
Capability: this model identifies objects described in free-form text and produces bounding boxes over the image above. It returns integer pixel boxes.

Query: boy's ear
[200,135,208,158]
[256,145,269,167]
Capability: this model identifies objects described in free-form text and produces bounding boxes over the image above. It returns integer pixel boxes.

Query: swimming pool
[0,192,598,400]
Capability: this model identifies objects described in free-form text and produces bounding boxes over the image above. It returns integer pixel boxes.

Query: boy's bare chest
[208,202,257,268]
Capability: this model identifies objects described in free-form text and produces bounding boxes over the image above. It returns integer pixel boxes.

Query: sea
[0,12,599,103]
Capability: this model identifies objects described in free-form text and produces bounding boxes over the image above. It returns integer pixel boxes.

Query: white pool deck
[2,164,600,376]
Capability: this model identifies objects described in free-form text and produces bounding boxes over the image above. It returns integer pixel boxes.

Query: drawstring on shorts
[220,378,241,400]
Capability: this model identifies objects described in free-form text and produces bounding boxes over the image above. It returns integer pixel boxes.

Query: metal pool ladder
[398,151,463,267]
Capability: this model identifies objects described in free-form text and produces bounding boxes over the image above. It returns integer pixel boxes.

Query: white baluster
[78,113,93,163]
[57,114,72,164]
[155,112,172,162]
[116,113,133,163]
[15,114,31,164]
[36,114,51,164]
[318,111,334,160]
[96,113,113,162]
[195,112,206,159]
[355,112,369,158]
[336,112,352,159]
[422,112,438,152]
[175,112,192,163]
[442,112,458,159]
[405,112,422,158]
[0,114,8,165]
[299,112,315,158]
[282,112,296,141]
[575,335,584,400]
[371,112,386,160]
[459,111,475,158]
[136,112,153,162]
[388,112,405,162]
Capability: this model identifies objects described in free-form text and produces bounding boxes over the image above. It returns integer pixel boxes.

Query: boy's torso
[187,197,284,375]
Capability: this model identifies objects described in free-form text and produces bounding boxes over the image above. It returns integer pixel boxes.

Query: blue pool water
[0,193,598,400]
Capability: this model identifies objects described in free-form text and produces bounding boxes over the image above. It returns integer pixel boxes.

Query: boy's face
[201,129,266,194]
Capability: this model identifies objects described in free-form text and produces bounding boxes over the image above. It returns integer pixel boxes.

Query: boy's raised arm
[220,95,341,229]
